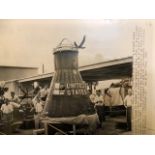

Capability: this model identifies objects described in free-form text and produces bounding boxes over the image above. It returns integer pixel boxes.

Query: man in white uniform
[94,90,105,127]
[1,98,20,134]
[1,98,20,122]
[9,91,20,103]
[1,99,13,120]
[124,88,133,130]
[39,85,49,102]
[124,88,133,107]
[34,97,44,129]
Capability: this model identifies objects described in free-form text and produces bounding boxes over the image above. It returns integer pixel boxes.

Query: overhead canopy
[9,56,132,84]
[80,56,132,82]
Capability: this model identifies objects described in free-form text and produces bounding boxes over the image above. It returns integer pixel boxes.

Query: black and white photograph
[0,19,154,135]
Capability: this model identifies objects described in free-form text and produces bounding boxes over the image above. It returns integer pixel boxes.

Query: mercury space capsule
[44,36,95,117]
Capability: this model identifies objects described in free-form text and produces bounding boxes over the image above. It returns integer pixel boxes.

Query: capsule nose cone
[53,38,78,53]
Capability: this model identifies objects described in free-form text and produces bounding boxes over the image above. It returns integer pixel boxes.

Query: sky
[0,20,133,73]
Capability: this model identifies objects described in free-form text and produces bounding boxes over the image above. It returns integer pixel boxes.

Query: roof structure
[5,56,132,83]
[80,56,132,81]
[0,65,37,69]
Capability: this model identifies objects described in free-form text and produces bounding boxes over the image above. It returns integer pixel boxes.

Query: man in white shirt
[94,90,105,127]
[1,98,21,134]
[88,90,96,105]
[35,98,44,114]
[1,99,13,115]
[124,88,133,130]
[94,91,104,106]
[89,92,96,104]
[124,88,133,107]
[1,98,14,134]
[1,98,20,121]
[9,91,20,103]
[34,97,44,129]
[39,85,49,102]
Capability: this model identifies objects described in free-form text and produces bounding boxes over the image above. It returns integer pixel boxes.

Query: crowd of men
[89,84,133,128]
[0,82,50,133]
[0,79,133,133]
